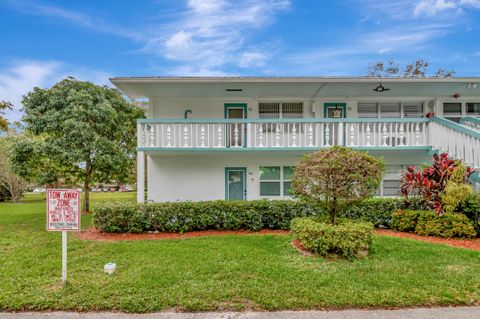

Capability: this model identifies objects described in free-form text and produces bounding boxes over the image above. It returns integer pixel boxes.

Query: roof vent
[226,88,243,92]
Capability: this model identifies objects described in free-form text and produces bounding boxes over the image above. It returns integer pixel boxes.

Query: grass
[0,193,479,312]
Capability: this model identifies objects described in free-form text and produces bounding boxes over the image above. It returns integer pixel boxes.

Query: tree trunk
[83,180,90,213]
[331,197,337,225]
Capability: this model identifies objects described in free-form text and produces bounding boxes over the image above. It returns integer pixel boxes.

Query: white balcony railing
[460,116,480,132]
[137,118,430,150]
[430,116,480,169]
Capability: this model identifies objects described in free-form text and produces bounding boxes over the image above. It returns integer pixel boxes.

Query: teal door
[225,167,247,200]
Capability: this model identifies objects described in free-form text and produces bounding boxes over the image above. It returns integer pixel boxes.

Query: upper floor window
[467,102,480,115]
[443,102,462,115]
[443,102,462,123]
[358,102,423,118]
[259,102,303,119]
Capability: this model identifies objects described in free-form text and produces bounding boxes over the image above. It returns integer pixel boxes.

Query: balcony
[137,118,431,151]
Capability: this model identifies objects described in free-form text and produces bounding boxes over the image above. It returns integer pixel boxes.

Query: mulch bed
[76,227,289,241]
[376,229,480,251]
[76,227,480,251]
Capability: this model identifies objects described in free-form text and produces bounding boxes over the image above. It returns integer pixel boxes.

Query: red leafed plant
[400,152,474,214]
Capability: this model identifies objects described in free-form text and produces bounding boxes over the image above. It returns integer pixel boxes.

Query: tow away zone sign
[46,189,81,285]
[47,189,81,231]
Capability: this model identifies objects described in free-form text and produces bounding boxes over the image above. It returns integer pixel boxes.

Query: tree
[291,146,384,224]
[0,137,28,202]
[11,77,144,212]
[0,100,13,132]
[366,59,455,78]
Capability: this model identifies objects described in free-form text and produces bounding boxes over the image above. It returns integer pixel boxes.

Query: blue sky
[1,0,480,120]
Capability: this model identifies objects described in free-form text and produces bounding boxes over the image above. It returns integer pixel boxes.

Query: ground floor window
[260,166,294,196]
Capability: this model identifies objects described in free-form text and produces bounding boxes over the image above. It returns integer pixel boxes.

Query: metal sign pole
[62,230,67,285]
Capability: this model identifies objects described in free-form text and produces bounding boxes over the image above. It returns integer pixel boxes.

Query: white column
[137,151,145,203]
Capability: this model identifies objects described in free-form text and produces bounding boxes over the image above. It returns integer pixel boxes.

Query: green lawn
[0,193,479,312]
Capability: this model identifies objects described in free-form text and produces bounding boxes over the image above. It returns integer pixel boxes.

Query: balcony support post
[137,151,145,203]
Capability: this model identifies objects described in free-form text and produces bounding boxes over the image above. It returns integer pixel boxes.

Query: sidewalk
[1,307,480,319]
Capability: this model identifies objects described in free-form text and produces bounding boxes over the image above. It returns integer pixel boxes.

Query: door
[225,167,247,200]
[225,104,247,147]
[324,103,346,145]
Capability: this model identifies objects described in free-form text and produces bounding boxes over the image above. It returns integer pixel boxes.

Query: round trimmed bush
[290,217,374,259]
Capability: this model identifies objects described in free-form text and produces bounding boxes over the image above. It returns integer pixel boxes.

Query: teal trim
[431,116,480,139]
[460,116,480,125]
[224,103,247,118]
[224,103,248,148]
[469,171,480,183]
[137,118,430,124]
[324,103,347,118]
[225,167,247,200]
[138,146,432,152]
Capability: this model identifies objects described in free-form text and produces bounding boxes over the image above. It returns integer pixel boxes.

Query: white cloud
[363,0,480,19]
[143,0,290,74]
[0,60,111,122]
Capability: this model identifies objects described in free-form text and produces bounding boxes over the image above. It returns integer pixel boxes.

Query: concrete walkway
[1,307,480,319]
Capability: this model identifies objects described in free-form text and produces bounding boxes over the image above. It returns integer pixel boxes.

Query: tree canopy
[10,77,144,211]
[0,100,13,132]
[291,146,384,224]
[366,59,455,78]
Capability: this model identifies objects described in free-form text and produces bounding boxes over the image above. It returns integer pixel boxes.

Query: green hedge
[391,210,477,238]
[291,217,374,258]
[456,193,480,234]
[93,200,320,233]
[340,197,403,228]
[93,198,406,233]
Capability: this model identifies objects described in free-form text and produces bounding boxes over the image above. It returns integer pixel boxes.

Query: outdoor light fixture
[466,82,478,89]
[373,83,390,92]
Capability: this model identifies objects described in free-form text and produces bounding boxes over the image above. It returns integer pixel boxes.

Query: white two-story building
[110,77,480,202]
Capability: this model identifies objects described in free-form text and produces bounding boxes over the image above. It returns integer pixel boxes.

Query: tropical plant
[291,146,384,224]
[400,153,474,214]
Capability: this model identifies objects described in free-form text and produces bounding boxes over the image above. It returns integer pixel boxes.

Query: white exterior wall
[146,151,431,202]
[150,97,436,120]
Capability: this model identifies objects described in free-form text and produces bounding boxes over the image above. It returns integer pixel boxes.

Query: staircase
[430,116,480,183]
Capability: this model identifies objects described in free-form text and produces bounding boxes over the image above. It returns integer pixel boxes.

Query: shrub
[400,153,474,214]
[291,217,374,258]
[456,193,480,233]
[94,199,321,233]
[340,197,402,228]
[94,197,421,233]
[391,209,477,238]
[292,146,384,224]
[391,210,422,232]
[416,212,477,238]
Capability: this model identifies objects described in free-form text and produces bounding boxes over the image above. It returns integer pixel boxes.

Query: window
[443,102,462,123]
[467,102,480,115]
[443,102,462,115]
[380,102,401,118]
[358,103,378,118]
[259,102,303,118]
[358,102,423,118]
[382,180,401,196]
[260,166,294,196]
[259,103,280,119]
[403,102,423,118]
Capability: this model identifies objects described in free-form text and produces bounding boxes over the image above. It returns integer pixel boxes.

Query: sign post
[46,189,81,285]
